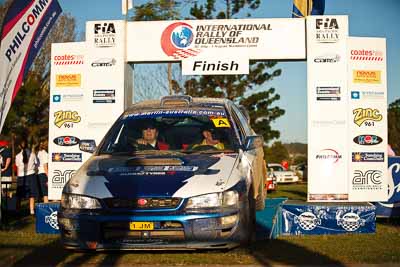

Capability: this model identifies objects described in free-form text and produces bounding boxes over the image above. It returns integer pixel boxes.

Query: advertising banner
[280,201,376,235]
[127,18,306,62]
[35,202,60,234]
[0,0,62,131]
[347,37,387,201]
[375,157,400,217]
[49,42,88,200]
[85,20,132,142]
[307,16,349,201]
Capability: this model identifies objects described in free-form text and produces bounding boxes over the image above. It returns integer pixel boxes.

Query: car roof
[123,96,230,116]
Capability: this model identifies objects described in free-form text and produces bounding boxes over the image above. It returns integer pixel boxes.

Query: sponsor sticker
[314,54,340,63]
[353,108,382,127]
[212,118,231,128]
[54,110,81,128]
[56,74,81,87]
[126,109,226,118]
[353,135,383,146]
[316,86,341,101]
[91,58,116,67]
[352,152,384,162]
[353,70,381,84]
[53,136,80,146]
[351,91,360,99]
[315,149,342,163]
[352,170,383,191]
[52,170,76,188]
[52,153,82,162]
[94,22,116,48]
[54,54,84,65]
[315,17,340,43]
[93,89,115,103]
[52,95,61,102]
[63,93,84,102]
[350,49,383,61]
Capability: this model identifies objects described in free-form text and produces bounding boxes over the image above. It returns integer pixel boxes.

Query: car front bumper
[58,209,245,250]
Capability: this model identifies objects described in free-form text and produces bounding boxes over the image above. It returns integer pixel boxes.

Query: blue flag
[292,0,325,18]
[0,0,62,132]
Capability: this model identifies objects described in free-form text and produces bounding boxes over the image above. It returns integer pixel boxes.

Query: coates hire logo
[161,22,200,59]
[350,49,383,61]
[315,149,342,163]
[53,54,84,65]
[353,135,383,146]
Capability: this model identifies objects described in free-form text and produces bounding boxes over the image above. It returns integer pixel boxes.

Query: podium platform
[278,200,376,236]
[35,202,60,234]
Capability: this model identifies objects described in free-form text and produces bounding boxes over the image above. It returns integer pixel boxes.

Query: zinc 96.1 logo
[160,22,200,59]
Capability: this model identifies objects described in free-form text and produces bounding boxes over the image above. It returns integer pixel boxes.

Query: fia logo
[94,22,116,34]
[316,18,339,30]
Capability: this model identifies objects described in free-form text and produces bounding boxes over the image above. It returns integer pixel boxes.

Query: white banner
[127,18,306,62]
[307,16,350,202]
[347,37,388,201]
[182,52,249,75]
[49,42,88,200]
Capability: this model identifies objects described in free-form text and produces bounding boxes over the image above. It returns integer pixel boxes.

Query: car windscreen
[98,108,239,155]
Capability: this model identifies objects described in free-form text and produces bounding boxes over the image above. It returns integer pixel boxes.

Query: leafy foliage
[388,98,400,154]
[264,141,289,164]
[133,0,180,21]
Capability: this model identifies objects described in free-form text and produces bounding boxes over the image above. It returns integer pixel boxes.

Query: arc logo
[353,135,382,146]
[54,110,81,128]
[52,169,76,187]
[53,136,80,146]
[353,170,382,185]
[161,22,200,59]
[353,108,382,127]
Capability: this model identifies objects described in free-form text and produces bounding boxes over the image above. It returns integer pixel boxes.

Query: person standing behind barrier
[36,140,48,203]
[16,140,38,215]
[0,138,12,195]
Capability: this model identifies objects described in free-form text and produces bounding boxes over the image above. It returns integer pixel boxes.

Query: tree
[388,98,400,154]
[0,3,76,141]
[264,141,289,164]
[182,0,284,144]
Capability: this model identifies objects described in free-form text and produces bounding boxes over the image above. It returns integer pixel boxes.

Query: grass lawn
[0,183,399,266]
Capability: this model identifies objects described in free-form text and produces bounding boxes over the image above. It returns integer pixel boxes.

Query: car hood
[273,171,298,177]
[64,153,241,199]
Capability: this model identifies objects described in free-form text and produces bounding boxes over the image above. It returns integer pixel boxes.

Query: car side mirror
[244,135,263,151]
[79,139,97,153]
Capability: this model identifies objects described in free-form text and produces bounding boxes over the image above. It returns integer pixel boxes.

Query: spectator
[36,140,48,203]
[388,144,396,157]
[0,138,12,195]
[16,139,38,215]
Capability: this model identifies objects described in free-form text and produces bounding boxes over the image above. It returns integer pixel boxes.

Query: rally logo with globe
[161,22,200,59]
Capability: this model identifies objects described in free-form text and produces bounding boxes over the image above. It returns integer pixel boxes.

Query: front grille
[104,197,181,209]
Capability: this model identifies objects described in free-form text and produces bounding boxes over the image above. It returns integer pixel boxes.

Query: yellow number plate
[129,222,154,231]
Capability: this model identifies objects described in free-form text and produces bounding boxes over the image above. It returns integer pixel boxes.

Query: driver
[192,127,225,150]
[136,121,169,150]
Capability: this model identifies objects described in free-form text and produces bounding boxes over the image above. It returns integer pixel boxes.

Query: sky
[4,0,400,144]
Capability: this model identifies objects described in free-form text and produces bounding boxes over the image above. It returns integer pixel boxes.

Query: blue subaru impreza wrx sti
[58,96,266,250]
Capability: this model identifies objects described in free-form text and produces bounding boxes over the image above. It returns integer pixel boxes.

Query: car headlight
[61,193,102,209]
[186,191,238,210]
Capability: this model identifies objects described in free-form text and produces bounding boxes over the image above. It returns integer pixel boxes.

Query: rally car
[58,95,266,250]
